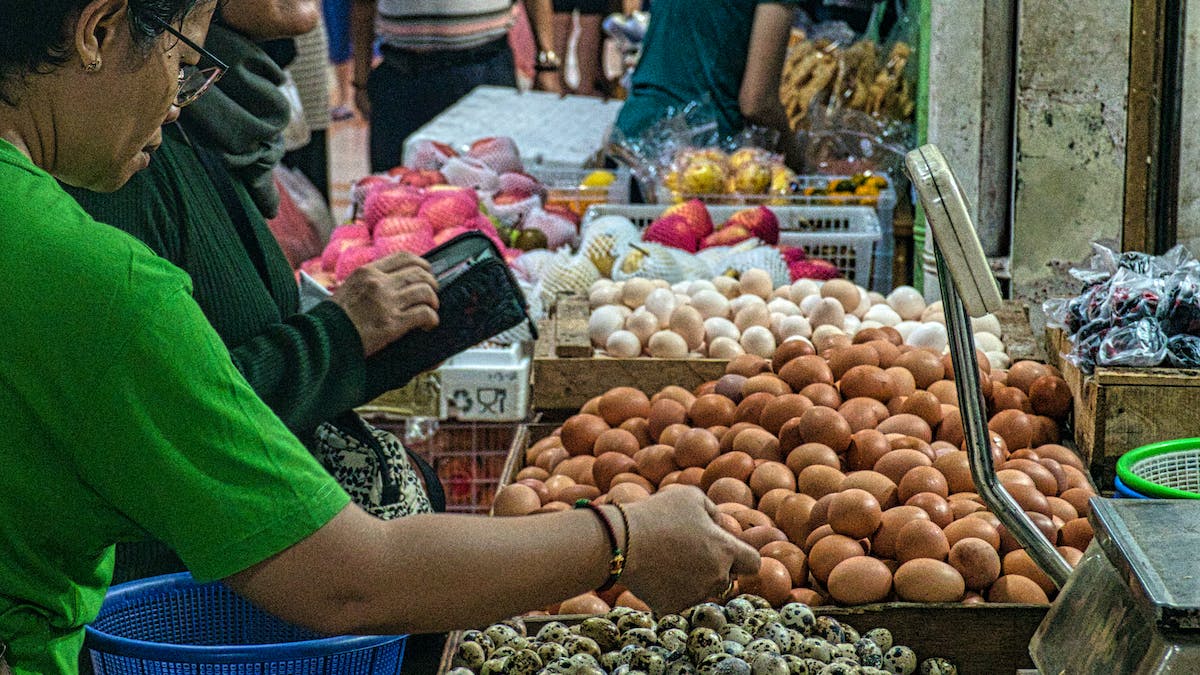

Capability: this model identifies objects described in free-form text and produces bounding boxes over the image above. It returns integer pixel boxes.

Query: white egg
[588,305,627,348]
[651,279,670,289]
[644,288,677,326]
[734,304,772,332]
[589,285,622,309]
[985,350,1011,370]
[852,287,871,318]
[740,269,773,300]
[907,322,949,352]
[740,326,777,358]
[843,315,861,336]
[972,314,1003,337]
[777,315,812,341]
[729,293,767,315]
[590,279,615,293]
[648,330,689,358]
[708,336,745,359]
[811,324,846,345]
[868,291,887,305]
[605,330,642,358]
[808,297,846,329]
[783,335,815,349]
[704,317,741,344]
[712,276,741,299]
[691,290,731,319]
[887,286,926,321]
[974,332,1005,353]
[622,278,655,309]
[688,279,717,296]
[674,293,692,310]
[858,320,885,331]
[863,304,902,327]
[767,298,801,316]
[921,301,945,324]
[894,321,922,341]
[772,285,792,300]
[790,279,821,305]
[799,294,823,316]
[671,281,691,294]
[625,309,659,344]
[669,305,706,351]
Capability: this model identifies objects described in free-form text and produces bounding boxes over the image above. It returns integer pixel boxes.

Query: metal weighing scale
[906,145,1200,674]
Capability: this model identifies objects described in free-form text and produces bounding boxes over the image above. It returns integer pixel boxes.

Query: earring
[84,58,102,73]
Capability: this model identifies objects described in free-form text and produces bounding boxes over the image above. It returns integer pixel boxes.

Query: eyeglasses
[144,14,227,107]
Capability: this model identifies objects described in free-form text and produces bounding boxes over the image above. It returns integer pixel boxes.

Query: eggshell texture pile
[496,351,1089,610]
[587,279,1011,364]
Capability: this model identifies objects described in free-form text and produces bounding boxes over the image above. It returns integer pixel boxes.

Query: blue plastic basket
[85,573,406,674]
[1113,475,1150,499]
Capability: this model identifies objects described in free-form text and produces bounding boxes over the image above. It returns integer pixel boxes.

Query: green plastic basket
[1115,438,1200,499]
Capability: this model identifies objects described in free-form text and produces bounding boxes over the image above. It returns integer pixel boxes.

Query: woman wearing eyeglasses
[0,1,759,671]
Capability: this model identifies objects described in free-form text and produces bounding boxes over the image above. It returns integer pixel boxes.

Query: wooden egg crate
[532,295,729,413]
[437,602,1046,674]
[1046,325,1200,487]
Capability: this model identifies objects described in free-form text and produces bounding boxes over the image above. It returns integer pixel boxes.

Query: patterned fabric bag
[315,412,443,519]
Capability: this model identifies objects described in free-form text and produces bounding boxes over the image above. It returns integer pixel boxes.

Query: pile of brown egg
[493,329,1093,611]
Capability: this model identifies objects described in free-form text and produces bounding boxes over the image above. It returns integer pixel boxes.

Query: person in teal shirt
[0,2,759,671]
[614,0,800,146]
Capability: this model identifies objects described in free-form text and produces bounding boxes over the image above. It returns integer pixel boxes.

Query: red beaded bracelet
[574,499,626,592]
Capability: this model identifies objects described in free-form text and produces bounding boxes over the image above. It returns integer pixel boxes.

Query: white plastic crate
[438,343,530,422]
[582,204,881,286]
[655,174,897,291]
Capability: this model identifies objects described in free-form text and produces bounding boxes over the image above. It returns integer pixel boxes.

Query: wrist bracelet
[613,502,631,568]
[575,499,626,592]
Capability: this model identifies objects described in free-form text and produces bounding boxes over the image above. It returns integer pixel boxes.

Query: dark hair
[0,0,200,105]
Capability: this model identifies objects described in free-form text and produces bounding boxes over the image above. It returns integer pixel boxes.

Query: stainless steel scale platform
[907,145,1200,674]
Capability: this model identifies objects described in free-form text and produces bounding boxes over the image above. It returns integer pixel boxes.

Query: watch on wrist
[535,50,562,72]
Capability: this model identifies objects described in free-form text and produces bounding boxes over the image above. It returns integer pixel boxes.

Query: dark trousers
[283,129,330,206]
[367,38,517,173]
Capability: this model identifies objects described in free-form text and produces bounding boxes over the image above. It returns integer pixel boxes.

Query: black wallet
[364,232,535,397]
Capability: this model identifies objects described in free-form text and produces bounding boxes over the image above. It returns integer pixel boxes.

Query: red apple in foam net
[642,214,701,252]
[433,226,471,246]
[376,232,435,256]
[418,192,479,232]
[541,203,581,226]
[363,185,424,226]
[350,175,395,207]
[374,216,432,239]
[498,171,545,197]
[440,156,500,192]
[334,244,380,282]
[467,136,523,174]
[330,222,371,242]
[406,140,458,170]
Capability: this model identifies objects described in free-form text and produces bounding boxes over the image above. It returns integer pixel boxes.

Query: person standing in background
[284,16,335,202]
[324,0,358,120]
[352,0,558,173]
[613,0,801,162]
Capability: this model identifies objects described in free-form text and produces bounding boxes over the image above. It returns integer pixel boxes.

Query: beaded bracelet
[574,499,626,592]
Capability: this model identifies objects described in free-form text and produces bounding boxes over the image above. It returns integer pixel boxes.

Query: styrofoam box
[438,343,531,422]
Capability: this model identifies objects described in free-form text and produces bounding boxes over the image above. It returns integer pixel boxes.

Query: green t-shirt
[614,0,797,140]
[0,140,352,675]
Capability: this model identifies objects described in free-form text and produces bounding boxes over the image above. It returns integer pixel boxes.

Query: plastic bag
[1096,318,1168,369]
[267,166,334,269]
[278,70,311,153]
[1167,334,1200,368]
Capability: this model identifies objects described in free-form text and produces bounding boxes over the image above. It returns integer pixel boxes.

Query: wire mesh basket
[1115,438,1200,499]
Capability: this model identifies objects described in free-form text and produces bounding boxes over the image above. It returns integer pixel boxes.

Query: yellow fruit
[581,170,616,188]
[770,167,797,194]
[729,148,766,171]
[620,249,646,274]
[681,159,728,195]
[663,170,681,193]
[733,163,773,194]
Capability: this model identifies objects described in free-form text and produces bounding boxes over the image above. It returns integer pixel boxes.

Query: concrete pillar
[1010,2,1131,303]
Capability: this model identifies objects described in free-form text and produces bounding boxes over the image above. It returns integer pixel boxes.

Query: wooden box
[1046,326,1200,486]
[437,605,1046,674]
[532,295,728,413]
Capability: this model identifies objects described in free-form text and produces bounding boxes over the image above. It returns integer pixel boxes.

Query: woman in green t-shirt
[0,2,760,672]
[614,0,799,158]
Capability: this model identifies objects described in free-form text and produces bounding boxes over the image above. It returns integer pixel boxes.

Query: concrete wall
[1177,3,1200,252]
[1010,2,1131,304]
